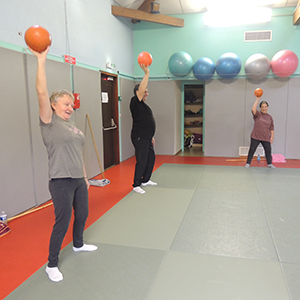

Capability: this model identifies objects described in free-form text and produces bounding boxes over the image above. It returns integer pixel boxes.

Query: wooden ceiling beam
[111,5,184,27]
[293,0,300,25]
[138,0,156,13]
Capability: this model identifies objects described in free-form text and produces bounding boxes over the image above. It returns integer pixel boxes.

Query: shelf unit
[184,84,204,148]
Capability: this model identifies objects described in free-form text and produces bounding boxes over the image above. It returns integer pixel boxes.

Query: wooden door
[101,72,119,169]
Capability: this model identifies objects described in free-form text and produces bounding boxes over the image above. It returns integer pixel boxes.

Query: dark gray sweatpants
[48,178,88,267]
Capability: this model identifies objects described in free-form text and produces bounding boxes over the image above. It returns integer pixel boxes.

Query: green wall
[133,8,300,79]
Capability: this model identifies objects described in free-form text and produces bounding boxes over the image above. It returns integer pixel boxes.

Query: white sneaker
[267,164,276,169]
[73,244,98,252]
[133,186,145,194]
[245,164,250,168]
[141,180,157,186]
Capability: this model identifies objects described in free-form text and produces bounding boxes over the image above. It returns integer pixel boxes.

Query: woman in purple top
[245,95,276,168]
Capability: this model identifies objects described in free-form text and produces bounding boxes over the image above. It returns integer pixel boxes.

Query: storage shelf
[184,84,204,149]
[184,101,203,105]
[184,114,203,118]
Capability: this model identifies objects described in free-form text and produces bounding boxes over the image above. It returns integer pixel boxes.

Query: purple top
[251,110,274,142]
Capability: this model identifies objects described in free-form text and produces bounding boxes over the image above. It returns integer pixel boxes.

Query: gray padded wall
[73,66,103,178]
[147,80,181,155]
[205,77,300,159]
[119,77,135,162]
[174,81,183,154]
[0,49,36,217]
[26,53,71,206]
[0,47,105,218]
[285,77,300,159]
[119,79,182,158]
[244,78,288,155]
[205,79,246,157]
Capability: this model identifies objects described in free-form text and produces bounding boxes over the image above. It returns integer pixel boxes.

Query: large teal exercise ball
[168,51,194,77]
[245,53,270,80]
[216,52,241,79]
[193,57,215,81]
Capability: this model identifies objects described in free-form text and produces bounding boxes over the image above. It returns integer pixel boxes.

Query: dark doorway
[181,83,204,157]
[101,72,119,169]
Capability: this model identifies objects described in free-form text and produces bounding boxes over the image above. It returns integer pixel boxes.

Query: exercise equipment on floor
[0,221,10,238]
[86,114,110,187]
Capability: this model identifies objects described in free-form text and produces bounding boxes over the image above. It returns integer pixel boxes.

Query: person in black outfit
[130,64,157,194]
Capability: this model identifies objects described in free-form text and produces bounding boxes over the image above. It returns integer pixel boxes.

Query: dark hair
[259,101,269,107]
[133,84,140,96]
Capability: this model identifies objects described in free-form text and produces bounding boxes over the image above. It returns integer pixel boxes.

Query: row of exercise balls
[168,52,242,80]
[168,50,298,81]
[245,50,298,80]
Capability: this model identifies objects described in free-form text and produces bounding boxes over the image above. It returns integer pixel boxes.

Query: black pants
[48,178,88,267]
[131,137,155,187]
[246,138,272,165]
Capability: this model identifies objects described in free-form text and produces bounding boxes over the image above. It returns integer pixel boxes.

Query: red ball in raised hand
[137,51,153,67]
[25,25,52,53]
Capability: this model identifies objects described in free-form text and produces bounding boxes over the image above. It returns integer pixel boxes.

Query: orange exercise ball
[137,51,153,67]
[254,88,263,97]
[24,25,52,53]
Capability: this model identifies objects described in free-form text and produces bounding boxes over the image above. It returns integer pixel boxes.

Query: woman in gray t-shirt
[30,46,98,282]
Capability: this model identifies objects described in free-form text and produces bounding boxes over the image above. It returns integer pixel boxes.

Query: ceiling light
[204,0,282,10]
[203,7,272,27]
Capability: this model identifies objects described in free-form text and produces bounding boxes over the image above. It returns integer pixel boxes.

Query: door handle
[103,118,117,131]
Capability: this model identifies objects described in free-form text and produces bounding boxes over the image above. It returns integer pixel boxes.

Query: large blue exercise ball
[245,53,270,80]
[216,52,241,79]
[193,57,215,81]
[168,51,194,77]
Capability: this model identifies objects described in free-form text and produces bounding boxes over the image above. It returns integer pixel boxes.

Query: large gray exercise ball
[245,53,270,80]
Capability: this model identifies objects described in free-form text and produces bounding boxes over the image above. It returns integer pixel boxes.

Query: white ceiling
[113,0,298,15]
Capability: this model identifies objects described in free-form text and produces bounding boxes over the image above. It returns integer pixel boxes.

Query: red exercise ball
[24,25,52,53]
[271,50,298,78]
[254,88,263,97]
[137,51,153,67]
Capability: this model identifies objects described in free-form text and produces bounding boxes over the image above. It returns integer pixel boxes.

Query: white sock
[73,244,98,252]
[133,186,145,194]
[45,266,63,282]
[141,180,157,186]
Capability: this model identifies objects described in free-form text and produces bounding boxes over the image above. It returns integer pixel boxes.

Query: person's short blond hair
[50,90,74,111]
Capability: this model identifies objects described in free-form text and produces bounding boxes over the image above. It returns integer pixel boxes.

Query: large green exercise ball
[168,51,194,77]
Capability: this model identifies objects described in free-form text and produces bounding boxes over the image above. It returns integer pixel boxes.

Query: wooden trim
[293,0,300,25]
[111,5,184,27]
[100,71,120,166]
[112,75,120,165]
[101,71,117,77]
[138,0,156,13]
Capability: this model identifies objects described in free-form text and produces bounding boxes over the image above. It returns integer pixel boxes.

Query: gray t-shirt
[40,113,85,180]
